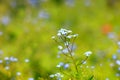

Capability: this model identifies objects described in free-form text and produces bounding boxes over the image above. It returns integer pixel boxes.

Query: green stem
[66,45,78,73]
[77,56,88,66]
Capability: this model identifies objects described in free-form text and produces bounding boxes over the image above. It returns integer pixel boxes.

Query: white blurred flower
[91,66,95,69]
[117,41,120,46]
[110,63,114,67]
[25,59,29,63]
[83,61,86,64]
[105,78,109,80]
[5,66,9,70]
[73,34,78,37]
[56,64,61,68]
[4,57,9,60]
[67,35,72,38]
[0,60,3,63]
[51,36,55,39]
[49,74,55,78]
[10,57,18,62]
[13,58,18,62]
[67,30,72,33]
[116,60,120,65]
[57,33,61,36]
[84,51,92,56]
[58,28,72,35]
[58,46,63,50]
[54,73,64,78]
[64,42,69,46]
[16,72,21,76]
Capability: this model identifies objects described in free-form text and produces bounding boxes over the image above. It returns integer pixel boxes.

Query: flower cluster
[0,51,33,79]
[52,28,78,58]
[50,73,64,80]
[56,62,70,69]
[50,28,93,79]
[52,28,78,40]
[57,28,78,39]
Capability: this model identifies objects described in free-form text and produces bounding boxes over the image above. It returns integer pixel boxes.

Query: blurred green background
[0,0,120,80]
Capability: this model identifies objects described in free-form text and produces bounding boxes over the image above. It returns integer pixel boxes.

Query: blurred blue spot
[64,63,69,69]
[117,49,120,53]
[28,0,39,6]
[112,54,117,59]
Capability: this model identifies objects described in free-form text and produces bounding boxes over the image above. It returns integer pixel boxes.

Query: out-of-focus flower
[25,59,29,63]
[105,78,109,80]
[83,61,86,64]
[28,0,39,6]
[112,54,117,60]
[58,28,72,36]
[117,41,120,46]
[58,46,63,50]
[91,66,95,69]
[38,11,49,19]
[56,64,61,68]
[64,63,69,69]
[116,73,120,77]
[4,57,9,61]
[62,48,69,53]
[5,66,10,70]
[10,56,18,62]
[49,74,55,78]
[0,60,3,63]
[51,36,55,39]
[65,0,75,7]
[73,34,78,37]
[84,51,92,56]
[1,16,10,25]
[118,67,120,70]
[28,78,34,80]
[56,62,64,68]
[50,73,63,80]
[108,32,116,39]
[101,24,112,35]
[16,72,21,76]
[116,60,120,65]
[54,73,64,78]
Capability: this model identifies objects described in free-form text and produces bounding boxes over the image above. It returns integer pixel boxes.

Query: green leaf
[88,75,94,80]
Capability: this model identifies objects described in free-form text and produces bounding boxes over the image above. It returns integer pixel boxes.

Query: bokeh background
[0,0,120,80]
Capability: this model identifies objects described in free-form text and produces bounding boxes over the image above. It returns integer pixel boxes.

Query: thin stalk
[71,37,76,53]
[66,44,78,73]
[60,34,79,73]
[77,56,88,66]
